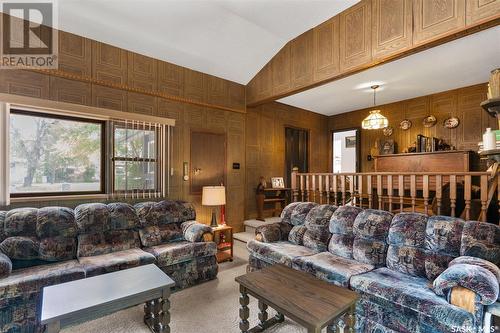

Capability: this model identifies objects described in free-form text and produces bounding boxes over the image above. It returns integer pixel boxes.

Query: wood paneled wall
[0,27,247,230]
[245,102,329,219]
[247,0,500,105]
[328,83,498,172]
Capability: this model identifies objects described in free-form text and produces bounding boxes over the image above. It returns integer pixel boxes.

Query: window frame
[9,109,107,198]
[111,122,161,194]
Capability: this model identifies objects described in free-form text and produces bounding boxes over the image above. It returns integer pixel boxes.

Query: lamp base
[210,210,218,228]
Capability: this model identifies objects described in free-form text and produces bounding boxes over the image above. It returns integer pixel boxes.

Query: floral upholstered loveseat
[0,200,216,333]
[247,202,500,333]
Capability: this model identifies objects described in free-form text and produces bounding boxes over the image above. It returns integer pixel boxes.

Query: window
[112,124,158,192]
[9,110,104,196]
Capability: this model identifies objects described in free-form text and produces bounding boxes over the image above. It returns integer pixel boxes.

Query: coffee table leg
[348,304,356,333]
[46,321,60,333]
[239,285,250,333]
[258,300,268,329]
[144,300,155,328]
[275,312,285,323]
[327,321,337,333]
[161,289,171,333]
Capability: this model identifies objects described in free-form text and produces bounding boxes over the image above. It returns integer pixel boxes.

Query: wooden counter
[374,151,471,172]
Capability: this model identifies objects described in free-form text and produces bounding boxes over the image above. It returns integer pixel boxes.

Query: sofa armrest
[181,221,213,243]
[433,263,499,307]
[0,252,12,278]
[255,223,292,243]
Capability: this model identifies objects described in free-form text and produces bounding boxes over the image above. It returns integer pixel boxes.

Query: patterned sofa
[248,202,500,333]
[0,200,216,333]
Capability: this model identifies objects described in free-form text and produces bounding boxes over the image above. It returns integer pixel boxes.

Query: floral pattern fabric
[255,223,282,243]
[77,230,141,257]
[4,208,38,237]
[280,202,302,224]
[78,248,155,277]
[138,224,184,247]
[134,200,196,226]
[36,207,77,238]
[288,225,307,245]
[145,241,216,267]
[328,206,362,259]
[290,202,318,226]
[108,203,140,230]
[460,221,500,266]
[0,253,12,278]
[74,203,110,234]
[181,221,213,242]
[247,240,318,267]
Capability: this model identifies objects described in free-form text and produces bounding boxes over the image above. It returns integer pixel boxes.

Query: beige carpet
[61,241,313,333]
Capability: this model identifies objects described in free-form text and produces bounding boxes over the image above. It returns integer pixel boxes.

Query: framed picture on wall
[345,136,356,148]
[271,177,285,189]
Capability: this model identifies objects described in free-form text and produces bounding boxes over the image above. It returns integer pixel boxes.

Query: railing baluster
[377,175,383,210]
[358,175,363,208]
[325,175,330,205]
[341,175,346,205]
[436,175,442,216]
[387,175,393,213]
[318,175,323,204]
[300,175,305,202]
[399,175,404,212]
[410,175,416,213]
[423,175,429,215]
[349,175,355,206]
[367,175,372,209]
[333,175,338,206]
[480,175,488,222]
[311,175,316,203]
[450,175,457,217]
[464,175,472,221]
[305,175,310,202]
[291,171,299,202]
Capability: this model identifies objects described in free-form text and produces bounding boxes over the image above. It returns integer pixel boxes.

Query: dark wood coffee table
[235,265,359,333]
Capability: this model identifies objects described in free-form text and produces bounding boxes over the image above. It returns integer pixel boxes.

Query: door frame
[330,127,361,173]
[284,125,310,187]
[189,128,227,195]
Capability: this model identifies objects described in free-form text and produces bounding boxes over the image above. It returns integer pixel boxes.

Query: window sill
[10,194,109,203]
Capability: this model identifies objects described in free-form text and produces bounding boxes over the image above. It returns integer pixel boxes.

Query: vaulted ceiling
[55,0,359,84]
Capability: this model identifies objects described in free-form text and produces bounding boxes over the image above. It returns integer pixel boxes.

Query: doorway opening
[332,129,359,173]
[285,127,309,187]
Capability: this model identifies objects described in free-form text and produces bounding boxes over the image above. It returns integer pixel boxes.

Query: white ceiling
[50,0,358,84]
[279,26,500,116]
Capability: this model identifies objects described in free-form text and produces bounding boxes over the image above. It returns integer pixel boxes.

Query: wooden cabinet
[92,41,128,85]
[372,0,413,59]
[290,30,314,89]
[340,0,372,71]
[413,0,466,45]
[127,52,157,91]
[466,0,500,25]
[272,44,291,94]
[58,31,92,77]
[313,16,340,82]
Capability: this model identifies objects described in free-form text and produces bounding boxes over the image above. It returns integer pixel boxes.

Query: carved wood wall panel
[328,83,496,172]
[340,0,372,71]
[127,92,157,115]
[413,0,466,45]
[313,17,340,82]
[49,77,91,106]
[272,44,291,94]
[466,0,500,25]
[58,31,92,77]
[158,61,185,97]
[92,85,127,112]
[92,42,128,85]
[372,0,413,59]
[290,30,314,89]
[184,69,206,103]
[127,52,157,91]
[0,70,50,99]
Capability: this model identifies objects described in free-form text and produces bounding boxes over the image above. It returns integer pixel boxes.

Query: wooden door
[372,0,413,59]
[285,127,309,187]
[190,131,226,194]
[313,16,340,82]
[340,0,372,71]
[413,0,466,45]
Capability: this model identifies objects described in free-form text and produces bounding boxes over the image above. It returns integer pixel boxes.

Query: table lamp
[202,186,226,227]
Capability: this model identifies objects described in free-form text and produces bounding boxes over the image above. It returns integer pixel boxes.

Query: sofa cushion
[139,224,184,247]
[36,207,77,238]
[386,213,428,277]
[290,202,318,226]
[247,240,318,267]
[4,208,37,237]
[460,221,500,266]
[77,230,141,257]
[0,260,84,299]
[304,204,337,228]
[108,203,140,230]
[288,225,307,245]
[0,211,6,242]
[0,237,39,260]
[181,221,212,242]
[75,203,110,234]
[280,202,301,225]
[292,252,374,287]
[352,209,393,267]
[78,248,155,277]
[134,200,196,226]
[350,267,475,332]
[0,253,12,278]
[39,237,77,262]
[328,206,363,259]
[423,216,464,280]
[145,241,216,266]
[303,225,331,252]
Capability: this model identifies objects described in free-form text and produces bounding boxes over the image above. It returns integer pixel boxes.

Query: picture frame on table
[271,177,285,189]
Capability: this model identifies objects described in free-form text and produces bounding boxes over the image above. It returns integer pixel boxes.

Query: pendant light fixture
[362,85,388,130]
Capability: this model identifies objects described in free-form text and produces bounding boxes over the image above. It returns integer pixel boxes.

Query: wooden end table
[235,265,359,333]
[41,264,175,333]
[211,224,233,263]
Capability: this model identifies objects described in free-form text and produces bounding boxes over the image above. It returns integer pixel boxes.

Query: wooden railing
[290,171,500,224]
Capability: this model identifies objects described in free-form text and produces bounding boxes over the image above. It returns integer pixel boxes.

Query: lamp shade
[202,186,226,206]
[362,110,388,130]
